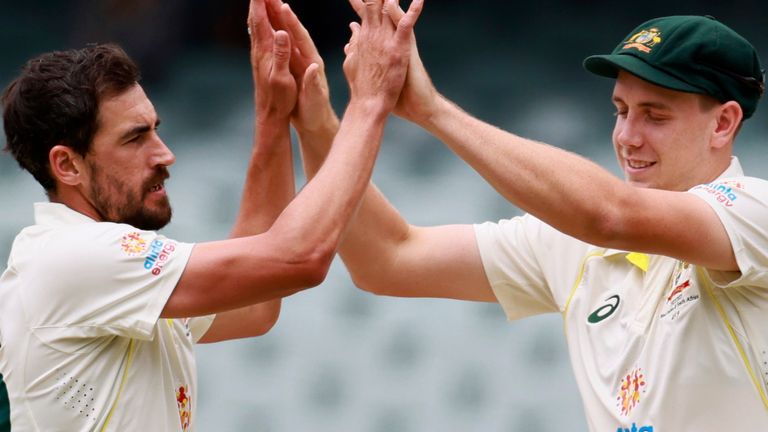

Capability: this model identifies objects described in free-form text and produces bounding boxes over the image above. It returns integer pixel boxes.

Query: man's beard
[87,162,173,231]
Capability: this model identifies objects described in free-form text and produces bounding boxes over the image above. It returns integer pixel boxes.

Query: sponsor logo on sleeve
[143,239,177,276]
[692,180,745,207]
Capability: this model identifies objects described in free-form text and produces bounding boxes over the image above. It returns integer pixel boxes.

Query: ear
[710,101,743,150]
[49,145,87,187]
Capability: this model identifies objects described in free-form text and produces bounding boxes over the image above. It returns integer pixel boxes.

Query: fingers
[394,0,423,45]
[362,0,383,26]
[247,0,273,46]
[281,3,320,61]
[384,0,406,25]
[344,22,361,56]
[272,30,292,76]
[265,0,286,31]
[302,63,322,93]
[347,0,364,18]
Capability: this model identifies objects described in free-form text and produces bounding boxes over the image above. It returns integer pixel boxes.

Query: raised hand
[267,0,337,134]
[247,0,297,119]
[348,0,437,124]
[343,0,424,112]
[382,0,439,124]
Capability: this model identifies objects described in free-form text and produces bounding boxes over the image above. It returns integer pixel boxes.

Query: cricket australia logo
[623,28,662,53]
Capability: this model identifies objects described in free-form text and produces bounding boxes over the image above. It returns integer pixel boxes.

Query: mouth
[626,159,657,170]
[146,170,170,196]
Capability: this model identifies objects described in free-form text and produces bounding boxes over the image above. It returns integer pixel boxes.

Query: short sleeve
[24,223,194,345]
[188,315,216,343]
[474,214,587,320]
[688,177,768,288]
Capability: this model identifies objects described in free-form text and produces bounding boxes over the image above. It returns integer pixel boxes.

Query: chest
[562,254,768,427]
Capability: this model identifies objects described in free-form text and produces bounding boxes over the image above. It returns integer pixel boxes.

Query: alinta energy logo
[617,367,646,416]
[693,180,744,207]
[120,232,148,256]
[144,239,177,276]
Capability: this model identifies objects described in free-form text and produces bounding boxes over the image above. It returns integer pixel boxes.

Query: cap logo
[622,28,662,53]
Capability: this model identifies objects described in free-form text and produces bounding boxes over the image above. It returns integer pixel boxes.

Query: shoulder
[29,222,187,278]
[475,213,588,252]
[688,176,768,208]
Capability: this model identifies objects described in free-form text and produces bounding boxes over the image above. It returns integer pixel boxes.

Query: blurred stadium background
[1,1,766,430]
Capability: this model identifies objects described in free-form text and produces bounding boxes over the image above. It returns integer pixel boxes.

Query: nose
[150,135,176,168]
[614,113,643,149]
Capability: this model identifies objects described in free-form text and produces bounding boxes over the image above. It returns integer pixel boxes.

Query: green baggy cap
[584,15,765,119]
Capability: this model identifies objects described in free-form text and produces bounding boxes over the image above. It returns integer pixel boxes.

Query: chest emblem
[176,385,192,431]
[587,294,621,324]
[616,367,647,416]
[660,261,700,321]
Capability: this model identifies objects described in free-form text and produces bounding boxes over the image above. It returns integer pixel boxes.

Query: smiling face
[81,84,176,230]
[611,71,728,191]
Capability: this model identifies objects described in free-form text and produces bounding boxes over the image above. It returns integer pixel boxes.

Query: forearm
[269,100,390,266]
[421,95,631,246]
[197,298,280,343]
[217,116,292,339]
[296,109,416,288]
[295,115,338,179]
[231,116,295,238]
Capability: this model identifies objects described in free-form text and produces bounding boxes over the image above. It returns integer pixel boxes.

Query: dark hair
[2,44,141,191]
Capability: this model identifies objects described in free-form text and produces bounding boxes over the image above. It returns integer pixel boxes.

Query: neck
[49,184,105,222]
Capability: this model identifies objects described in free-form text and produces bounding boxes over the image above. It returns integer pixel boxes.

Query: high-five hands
[343,0,424,111]
[247,0,297,119]
[349,0,437,124]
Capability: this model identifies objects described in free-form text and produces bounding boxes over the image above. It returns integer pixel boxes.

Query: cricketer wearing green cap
[255,3,767,431]
[585,15,765,119]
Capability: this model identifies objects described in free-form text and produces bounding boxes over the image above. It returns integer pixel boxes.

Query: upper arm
[346,223,496,302]
[162,233,327,318]
[196,300,280,343]
[609,185,739,271]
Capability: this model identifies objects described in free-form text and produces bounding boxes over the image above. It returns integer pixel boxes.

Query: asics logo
[587,294,621,324]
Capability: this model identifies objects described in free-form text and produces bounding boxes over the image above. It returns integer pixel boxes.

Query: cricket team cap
[584,15,765,119]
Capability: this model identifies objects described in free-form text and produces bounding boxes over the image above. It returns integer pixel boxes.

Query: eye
[645,112,669,123]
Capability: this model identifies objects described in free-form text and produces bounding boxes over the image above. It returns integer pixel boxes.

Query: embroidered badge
[623,28,662,53]
[660,261,700,321]
[617,367,647,416]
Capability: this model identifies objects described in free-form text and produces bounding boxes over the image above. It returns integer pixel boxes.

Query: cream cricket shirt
[0,203,214,431]
[475,158,768,431]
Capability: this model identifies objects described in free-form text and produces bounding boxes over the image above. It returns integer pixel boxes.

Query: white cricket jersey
[475,157,768,431]
[0,203,214,431]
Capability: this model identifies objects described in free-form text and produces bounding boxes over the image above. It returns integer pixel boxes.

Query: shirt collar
[602,156,744,267]
[719,156,744,178]
[34,202,98,227]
